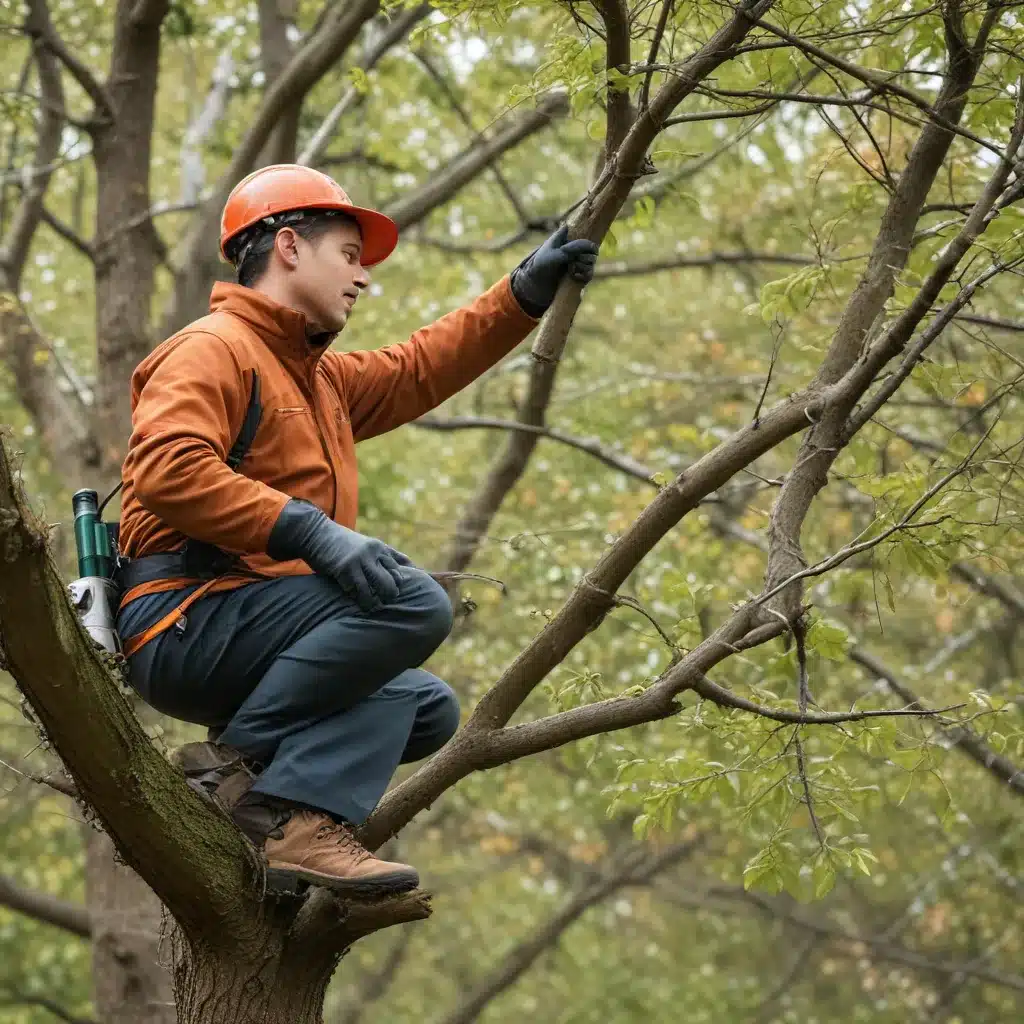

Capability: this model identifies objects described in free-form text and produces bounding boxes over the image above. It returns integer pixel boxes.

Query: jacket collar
[209,282,335,375]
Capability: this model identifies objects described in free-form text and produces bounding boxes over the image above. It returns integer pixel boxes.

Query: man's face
[288,218,370,336]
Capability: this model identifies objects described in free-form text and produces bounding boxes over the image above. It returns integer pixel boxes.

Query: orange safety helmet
[219,164,398,266]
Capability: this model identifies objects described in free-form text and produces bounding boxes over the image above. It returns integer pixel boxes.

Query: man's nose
[354,265,371,289]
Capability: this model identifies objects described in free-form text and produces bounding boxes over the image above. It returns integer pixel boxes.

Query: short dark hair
[229,210,359,288]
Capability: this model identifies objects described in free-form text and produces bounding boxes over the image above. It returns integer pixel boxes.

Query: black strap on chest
[112,370,264,592]
[227,370,263,469]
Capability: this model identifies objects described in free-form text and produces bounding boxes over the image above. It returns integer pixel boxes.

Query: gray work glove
[267,499,412,612]
[509,225,600,317]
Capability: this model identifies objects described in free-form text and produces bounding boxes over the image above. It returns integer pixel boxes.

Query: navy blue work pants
[117,569,457,824]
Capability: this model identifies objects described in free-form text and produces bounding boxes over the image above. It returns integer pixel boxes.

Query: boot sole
[264,865,420,897]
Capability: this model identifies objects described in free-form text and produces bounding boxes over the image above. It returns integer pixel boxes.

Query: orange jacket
[118,276,538,605]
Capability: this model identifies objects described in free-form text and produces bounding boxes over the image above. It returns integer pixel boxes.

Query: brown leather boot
[263,809,420,895]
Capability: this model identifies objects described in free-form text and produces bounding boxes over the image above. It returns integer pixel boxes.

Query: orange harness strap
[122,577,224,659]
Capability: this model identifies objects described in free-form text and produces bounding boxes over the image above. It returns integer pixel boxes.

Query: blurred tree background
[0,0,1022,1022]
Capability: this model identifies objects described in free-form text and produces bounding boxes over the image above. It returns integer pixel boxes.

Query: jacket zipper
[305,366,339,520]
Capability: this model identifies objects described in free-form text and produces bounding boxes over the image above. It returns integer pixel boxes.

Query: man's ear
[274,227,301,270]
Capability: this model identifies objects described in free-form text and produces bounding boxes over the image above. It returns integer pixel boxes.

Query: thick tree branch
[850,649,1024,797]
[437,838,699,1024]
[594,0,634,163]
[416,49,531,226]
[0,1,65,289]
[90,0,172,463]
[381,93,569,230]
[445,0,778,574]
[38,205,94,260]
[257,0,300,166]
[300,4,433,169]
[0,875,92,938]
[950,562,1024,621]
[0,437,257,939]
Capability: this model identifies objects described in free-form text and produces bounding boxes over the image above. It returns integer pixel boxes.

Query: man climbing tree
[114,163,600,894]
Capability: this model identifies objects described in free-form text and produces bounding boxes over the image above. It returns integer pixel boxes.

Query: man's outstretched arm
[328,228,599,442]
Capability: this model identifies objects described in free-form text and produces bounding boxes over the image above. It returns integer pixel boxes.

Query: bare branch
[850,649,1024,797]
[0,875,91,938]
[179,46,234,206]
[416,48,531,225]
[845,262,1024,439]
[38,205,94,259]
[412,415,659,484]
[336,930,415,1024]
[761,428,994,607]
[955,312,1024,333]
[0,989,95,1024]
[22,0,113,124]
[750,14,1005,160]
[407,225,539,254]
[0,2,65,288]
[691,675,964,725]
[593,252,816,278]
[950,562,1024,621]
[639,0,676,113]
[381,93,569,230]
[300,4,432,168]
[437,838,699,1024]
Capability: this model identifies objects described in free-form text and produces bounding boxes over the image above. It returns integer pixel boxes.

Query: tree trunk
[86,830,176,1024]
[174,932,340,1024]
[92,0,170,469]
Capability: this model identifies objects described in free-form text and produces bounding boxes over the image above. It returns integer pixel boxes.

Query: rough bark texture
[91,0,170,468]
[86,829,175,1024]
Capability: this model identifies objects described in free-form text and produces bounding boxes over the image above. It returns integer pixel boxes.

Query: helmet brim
[220,202,399,267]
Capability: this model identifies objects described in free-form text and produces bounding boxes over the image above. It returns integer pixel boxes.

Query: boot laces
[315,820,370,863]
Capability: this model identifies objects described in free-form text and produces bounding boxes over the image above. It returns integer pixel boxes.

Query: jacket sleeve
[124,331,291,553]
[325,275,539,442]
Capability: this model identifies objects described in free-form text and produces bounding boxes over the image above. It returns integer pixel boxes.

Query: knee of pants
[433,681,461,746]
[405,679,461,762]
[397,569,454,660]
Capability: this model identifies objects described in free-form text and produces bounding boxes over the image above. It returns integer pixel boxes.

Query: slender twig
[412,415,659,485]
[758,427,996,607]
[692,676,964,725]
[639,0,676,113]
